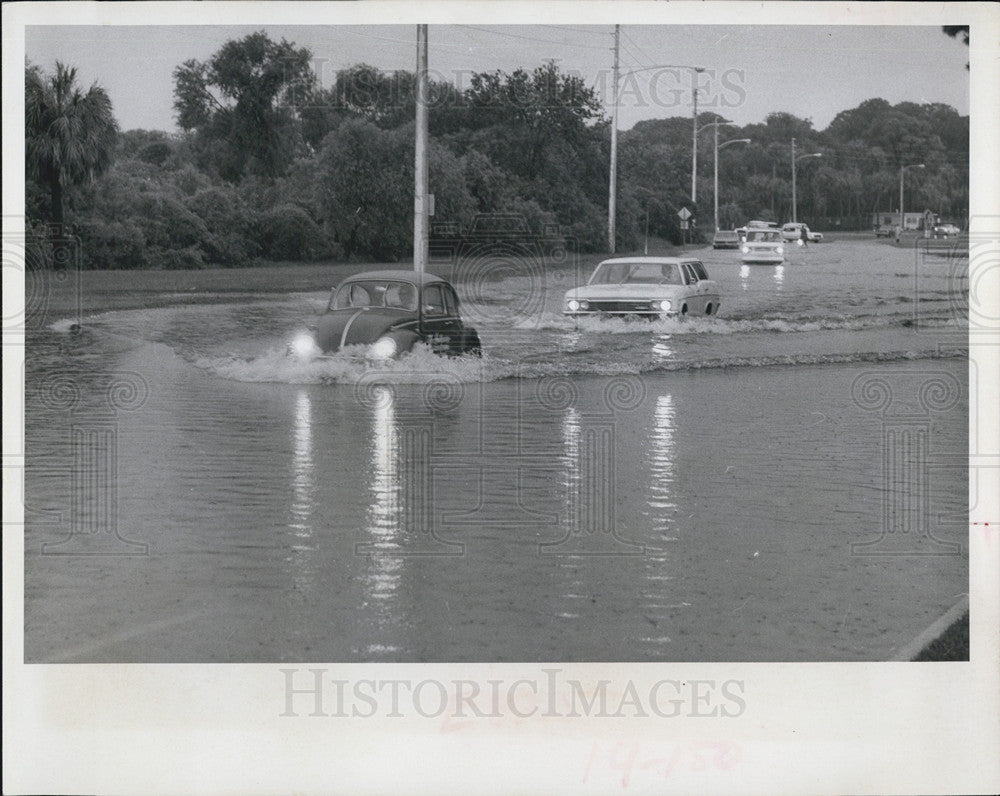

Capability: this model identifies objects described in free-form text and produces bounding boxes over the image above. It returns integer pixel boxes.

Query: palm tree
[25,61,119,225]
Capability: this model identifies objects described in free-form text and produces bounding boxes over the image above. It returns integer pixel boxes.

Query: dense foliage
[26,33,969,269]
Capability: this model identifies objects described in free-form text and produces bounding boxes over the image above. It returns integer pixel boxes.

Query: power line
[544,24,611,37]
[454,25,612,52]
[620,29,658,69]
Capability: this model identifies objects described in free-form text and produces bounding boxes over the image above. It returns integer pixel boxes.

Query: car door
[420,283,462,353]
[680,262,705,314]
[690,260,719,313]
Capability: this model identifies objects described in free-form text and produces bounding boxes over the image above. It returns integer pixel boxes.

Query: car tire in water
[681,304,688,315]
[706,303,713,316]
[460,330,483,357]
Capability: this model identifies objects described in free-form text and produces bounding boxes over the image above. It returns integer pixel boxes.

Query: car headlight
[657,300,672,312]
[368,336,398,360]
[566,299,580,312]
[290,332,321,360]
[579,300,589,310]
[776,246,785,255]
[741,245,749,253]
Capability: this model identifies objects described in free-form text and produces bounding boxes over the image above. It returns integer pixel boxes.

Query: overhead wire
[454,24,613,52]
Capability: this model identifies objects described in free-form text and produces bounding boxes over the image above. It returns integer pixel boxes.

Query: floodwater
[23,237,970,662]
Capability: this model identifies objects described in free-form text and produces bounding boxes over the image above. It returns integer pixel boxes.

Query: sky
[24,23,970,134]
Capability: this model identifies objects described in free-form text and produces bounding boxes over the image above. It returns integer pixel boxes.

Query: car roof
[340,269,449,286]
[597,256,700,265]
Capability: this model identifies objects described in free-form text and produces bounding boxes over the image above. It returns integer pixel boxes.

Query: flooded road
[24,237,969,661]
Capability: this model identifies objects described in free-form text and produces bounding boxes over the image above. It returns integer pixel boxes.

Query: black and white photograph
[4,2,999,794]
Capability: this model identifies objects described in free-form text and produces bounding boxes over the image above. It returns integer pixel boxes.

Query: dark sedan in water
[290,270,482,360]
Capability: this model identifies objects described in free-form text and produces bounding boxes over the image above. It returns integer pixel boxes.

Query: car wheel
[681,304,688,316]
[461,330,482,357]
[705,303,713,316]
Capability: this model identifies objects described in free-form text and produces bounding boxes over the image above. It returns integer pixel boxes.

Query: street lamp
[606,28,704,252]
[791,137,822,224]
[688,68,707,202]
[900,163,925,233]
[703,121,750,231]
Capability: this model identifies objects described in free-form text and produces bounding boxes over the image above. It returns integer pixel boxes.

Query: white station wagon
[563,257,721,318]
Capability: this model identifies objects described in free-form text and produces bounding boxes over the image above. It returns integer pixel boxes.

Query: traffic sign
[677,207,692,220]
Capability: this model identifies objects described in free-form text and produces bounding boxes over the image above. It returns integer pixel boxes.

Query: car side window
[349,284,372,307]
[691,261,708,281]
[422,284,446,316]
[680,263,697,285]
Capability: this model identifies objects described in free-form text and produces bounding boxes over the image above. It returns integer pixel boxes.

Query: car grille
[588,300,657,312]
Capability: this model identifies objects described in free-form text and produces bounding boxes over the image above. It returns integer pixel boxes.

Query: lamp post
[711,125,750,231]
[605,37,704,252]
[689,68,706,202]
[899,163,925,233]
[791,137,822,224]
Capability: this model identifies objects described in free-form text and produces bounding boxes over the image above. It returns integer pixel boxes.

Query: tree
[316,119,473,261]
[172,31,315,180]
[25,61,119,225]
[943,26,970,69]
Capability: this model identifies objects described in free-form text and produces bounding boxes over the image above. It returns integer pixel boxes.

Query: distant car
[933,223,961,238]
[563,257,721,318]
[290,270,481,360]
[712,230,741,249]
[741,229,785,264]
[781,222,824,244]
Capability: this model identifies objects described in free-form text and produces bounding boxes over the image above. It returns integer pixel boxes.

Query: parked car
[290,270,481,360]
[933,223,962,238]
[781,222,822,243]
[712,230,741,249]
[741,229,785,264]
[563,257,721,318]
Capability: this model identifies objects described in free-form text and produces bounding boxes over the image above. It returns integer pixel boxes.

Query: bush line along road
[25,32,967,271]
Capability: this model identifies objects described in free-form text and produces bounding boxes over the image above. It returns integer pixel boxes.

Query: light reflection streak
[561,407,581,533]
[773,264,785,288]
[739,265,750,289]
[363,386,404,655]
[288,389,316,595]
[651,334,674,361]
[648,394,677,520]
[640,395,680,651]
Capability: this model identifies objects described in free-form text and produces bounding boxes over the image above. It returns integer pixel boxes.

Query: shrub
[257,203,330,261]
[147,245,206,270]
[73,218,147,269]
[187,186,259,265]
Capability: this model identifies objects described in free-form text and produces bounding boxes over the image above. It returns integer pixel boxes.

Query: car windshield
[716,232,737,239]
[331,280,418,311]
[589,262,684,286]
[747,230,781,242]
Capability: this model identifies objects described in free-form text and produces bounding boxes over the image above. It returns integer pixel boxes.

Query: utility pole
[791,137,797,224]
[608,24,620,254]
[413,24,429,272]
[691,85,698,202]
